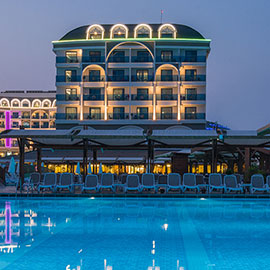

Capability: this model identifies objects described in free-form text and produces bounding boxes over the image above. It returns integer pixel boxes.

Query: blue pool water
[1,198,270,270]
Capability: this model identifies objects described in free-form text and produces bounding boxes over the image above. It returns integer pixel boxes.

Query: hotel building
[53,23,210,130]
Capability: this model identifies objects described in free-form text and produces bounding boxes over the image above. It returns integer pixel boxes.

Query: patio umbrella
[8,157,16,174]
[16,162,20,175]
[88,162,92,174]
[98,163,103,174]
[75,162,81,174]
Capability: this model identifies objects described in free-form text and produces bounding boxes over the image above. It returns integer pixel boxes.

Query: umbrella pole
[18,138,25,193]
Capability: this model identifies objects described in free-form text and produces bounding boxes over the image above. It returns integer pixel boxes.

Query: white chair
[224,175,243,193]
[209,173,225,193]
[182,173,199,193]
[81,174,99,193]
[55,173,74,192]
[38,173,56,192]
[250,174,267,194]
[167,173,182,192]
[99,173,115,192]
[141,173,156,193]
[124,174,141,193]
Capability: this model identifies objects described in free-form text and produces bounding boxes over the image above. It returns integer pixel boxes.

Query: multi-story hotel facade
[53,23,210,130]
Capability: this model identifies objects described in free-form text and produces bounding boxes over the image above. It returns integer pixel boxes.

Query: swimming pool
[0,198,270,270]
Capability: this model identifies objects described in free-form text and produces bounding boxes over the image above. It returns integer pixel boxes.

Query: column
[153,82,156,120]
[79,82,83,120]
[211,139,217,173]
[177,82,181,120]
[104,82,108,120]
[83,139,88,182]
[18,138,25,191]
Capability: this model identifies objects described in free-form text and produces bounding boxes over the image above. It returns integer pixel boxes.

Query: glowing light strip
[5,111,11,148]
[5,202,11,244]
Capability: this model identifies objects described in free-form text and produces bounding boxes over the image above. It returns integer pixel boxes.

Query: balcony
[56,113,79,120]
[21,114,30,119]
[108,75,129,82]
[32,115,40,119]
[131,56,152,63]
[156,56,178,63]
[156,75,178,82]
[56,57,79,64]
[56,76,81,83]
[84,95,104,101]
[84,113,104,120]
[41,123,49,128]
[56,94,80,101]
[108,94,129,101]
[156,113,178,120]
[11,114,20,119]
[108,56,129,63]
[41,114,49,119]
[131,113,151,120]
[180,75,206,82]
[108,113,129,120]
[131,94,153,101]
[181,113,205,120]
[83,75,105,82]
[31,123,40,129]
[156,94,177,101]
[180,56,206,62]
[131,75,153,82]
[82,56,105,63]
[181,94,206,101]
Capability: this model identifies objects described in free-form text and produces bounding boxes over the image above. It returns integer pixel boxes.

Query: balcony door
[137,88,148,100]
[89,88,101,100]
[113,88,124,100]
[185,88,197,100]
[65,107,77,120]
[185,69,197,81]
[65,70,77,82]
[185,107,197,119]
[161,107,172,119]
[65,88,78,101]
[161,51,172,62]
[89,70,100,82]
[112,51,125,62]
[161,88,173,100]
[112,70,125,81]
[161,70,173,81]
[185,50,197,62]
[89,51,101,62]
[137,107,148,119]
[89,107,101,120]
[136,69,149,81]
[113,107,125,119]
[137,51,149,62]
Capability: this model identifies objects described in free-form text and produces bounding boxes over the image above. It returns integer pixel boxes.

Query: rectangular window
[137,51,149,62]
[112,69,125,81]
[185,50,197,62]
[112,51,125,62]
[161,107,172,119]
[89,107,101,120]
[65,107,77,120]
[161,88,173,100]
[113,88,124,100]
[185,69,197,81]
[136,70,149,81]
[11,112,19,119]
[12,122,19,128]
[136,107,148,119]
[88,88,101,100]
[137,88,149,100]
[89,51,101,62]
[185,107,197,119]
[66,51,78,63]
[185,88,197,100]
[161,51,172,62]
[161,70,173,81]
[65,88,78,101]
[65,70,77,82]
[89,70,100,82]
[113,107,125,119]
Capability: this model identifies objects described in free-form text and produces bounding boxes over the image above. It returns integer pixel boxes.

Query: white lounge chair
[124,174,141,193]
[23,172,40,192]
[55,173,74,192]
[167,173,182,193]
[81,174,99,193]
[209,173,225,193]
[182,173,199,193]
[99,173,115,192]
[38,173,56,192]
[250,174,268,194]
[195,174,208,191]
[5,173,19,184]
[224,175,243,193]
[141,173,156,193]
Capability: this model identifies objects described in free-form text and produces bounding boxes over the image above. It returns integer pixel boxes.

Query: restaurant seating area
[18,172,270,195]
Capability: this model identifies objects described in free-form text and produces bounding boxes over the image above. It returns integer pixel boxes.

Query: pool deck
[1,183,270,198]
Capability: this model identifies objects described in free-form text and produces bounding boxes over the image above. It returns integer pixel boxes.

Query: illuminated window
[86,25,104,39]
[22,100,30,107]
[135,24,152,38]
[158,24,177,38]
[33,100,41,107]
[65,51,78,63]
[111,24,128,39]
[11,100,19,107]
[65,107,77,120]
[65,70,77,82]
[1,99,9,107]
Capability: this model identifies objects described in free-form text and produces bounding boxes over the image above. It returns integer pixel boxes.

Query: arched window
[32,99,41,108]
[134,24,152,38]
[0,98,9,107]
[11,99,20,107]
[42,99,51,108]
[52,100,56,107]
[110,24,128,39]
[21,99,30,107]
[86,24,105,40]
[158,24,177,39]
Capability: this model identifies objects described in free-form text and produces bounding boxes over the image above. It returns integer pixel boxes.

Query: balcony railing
[11,114,20,119]
[181,94,206,101]
[84,113,104,120]
[131,94,153,101]
[32,115,40,119]
[156,75,179,82]
[156,113,178,120]
[131,113,151,120]
[107,94,129,101]
[41,123,49,128]
[56,113,79,120]
[131,56,153,63]
[108,113,129,120]
[156,94,177,101]
[56,94,80,101]
[56,76,81,83]
[108,75,129,82]
[82,56,105,63]
[180,75,206,81]
[181,113,205,120]
[83,75,105,82]
[131,75,153,82]
[41,115,49,119]
[108,56,129,63]
[180,56,206,62]
[56,57,79,64]
[84,95,104,101]
[21,115,30,119]
[156,56,178,62]
[31,124,40,129]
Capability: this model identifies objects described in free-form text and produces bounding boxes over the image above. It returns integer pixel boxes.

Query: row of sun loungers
[22,172,270,194]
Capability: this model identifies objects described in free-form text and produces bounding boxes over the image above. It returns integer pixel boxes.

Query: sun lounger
[141,173,156,192]
[99,173,115,192]
[195,174,208,191]
[209,173,225,193]
[266,175,270,191]
[167,173,182,192]
[250,174,268,194]
[23,172,40,192]
[182,173,199,192]
[81,174,99,192]
[38,173,56,192]
[55,173,74,192]
[124,174,141,192]
[224,175,243,193]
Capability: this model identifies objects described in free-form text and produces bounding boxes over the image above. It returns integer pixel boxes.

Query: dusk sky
[0,0,269,130]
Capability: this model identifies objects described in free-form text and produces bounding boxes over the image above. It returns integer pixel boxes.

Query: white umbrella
[88,162,92,174]
[16,162,20,175]
[8,157,16,174]
[98,163,103,174]
[75,162,81,174]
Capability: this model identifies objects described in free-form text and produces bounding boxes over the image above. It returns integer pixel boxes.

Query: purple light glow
[5,111,11,148]
[5,201,11,244]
